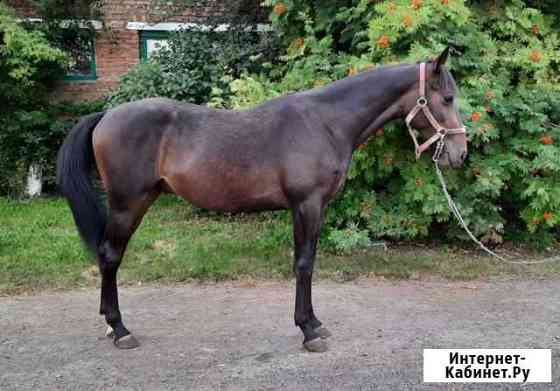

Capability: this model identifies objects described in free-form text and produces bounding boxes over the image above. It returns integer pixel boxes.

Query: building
[7,0,265,101]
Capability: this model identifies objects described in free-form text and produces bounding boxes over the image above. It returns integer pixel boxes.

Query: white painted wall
[26,164,42,197]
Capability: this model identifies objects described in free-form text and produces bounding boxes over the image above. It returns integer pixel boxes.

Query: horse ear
[434,46,450,74]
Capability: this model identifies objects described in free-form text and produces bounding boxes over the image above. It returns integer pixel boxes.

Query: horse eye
[443,95,454,105]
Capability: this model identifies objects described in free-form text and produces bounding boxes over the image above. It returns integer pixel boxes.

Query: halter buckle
[417,97,428,107]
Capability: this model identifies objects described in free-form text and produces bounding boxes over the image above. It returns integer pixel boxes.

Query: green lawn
[1,195,559,295]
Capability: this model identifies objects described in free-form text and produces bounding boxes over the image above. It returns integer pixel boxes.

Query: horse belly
[165,164,289,213]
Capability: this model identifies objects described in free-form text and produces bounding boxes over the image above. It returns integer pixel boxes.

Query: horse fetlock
[105,325,115,338]
[309,315,322,330]
[105,313,128,336]
[294,315,311,328]
[298,321,320,341]
[109,323,130,340]
[105,318,131,341]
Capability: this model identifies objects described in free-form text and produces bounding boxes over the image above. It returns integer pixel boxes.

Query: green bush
[108,24,281,108]
[105,62,170,106]
[0,1,109,197]
[232,0,560,248]
[0,3,69,196]
[0,99,105,196]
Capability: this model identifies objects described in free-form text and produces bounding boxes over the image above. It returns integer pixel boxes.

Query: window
[59,28,97,81]
[132,22,273,62]
[18,18,99,81]
[139,31,170,61]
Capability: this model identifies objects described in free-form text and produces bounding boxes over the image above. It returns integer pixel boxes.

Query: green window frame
[139,31,170,62]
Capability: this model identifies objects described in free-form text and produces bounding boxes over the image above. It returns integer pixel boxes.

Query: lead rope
[433,140,560,265]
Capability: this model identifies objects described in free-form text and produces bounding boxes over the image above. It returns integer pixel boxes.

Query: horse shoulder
[269,100,349,201]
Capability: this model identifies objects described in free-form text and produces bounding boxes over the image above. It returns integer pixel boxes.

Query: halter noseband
[405,62,466,161]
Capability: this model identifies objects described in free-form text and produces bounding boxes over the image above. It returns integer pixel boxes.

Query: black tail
[57,112,107,253]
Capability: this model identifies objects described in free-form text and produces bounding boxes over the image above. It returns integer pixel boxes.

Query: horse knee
[294,257,313,279]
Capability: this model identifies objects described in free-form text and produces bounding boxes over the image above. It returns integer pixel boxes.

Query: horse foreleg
[292,196,328,352]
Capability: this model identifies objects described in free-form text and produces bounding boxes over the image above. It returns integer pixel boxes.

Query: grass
[1,195,560,295]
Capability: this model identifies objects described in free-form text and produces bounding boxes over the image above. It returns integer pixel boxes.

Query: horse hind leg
[98,190,159,349]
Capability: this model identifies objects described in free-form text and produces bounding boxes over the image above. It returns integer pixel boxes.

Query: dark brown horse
[57,48,467,352]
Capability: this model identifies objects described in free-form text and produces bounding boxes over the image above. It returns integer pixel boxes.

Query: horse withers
[57,47,467,352]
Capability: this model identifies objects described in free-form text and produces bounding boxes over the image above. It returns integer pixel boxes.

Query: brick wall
[51,29,140,101]
[103,0,231,28]
[7,0,264,102]
[5,0,38,17]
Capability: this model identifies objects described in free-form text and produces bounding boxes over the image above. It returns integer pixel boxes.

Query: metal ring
[417,97,427,106]
[432,140,445,162]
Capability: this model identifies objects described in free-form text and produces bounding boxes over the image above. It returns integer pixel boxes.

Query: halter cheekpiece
[405,62,466,161]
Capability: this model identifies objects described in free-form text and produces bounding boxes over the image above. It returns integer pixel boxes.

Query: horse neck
[308,64,418,150]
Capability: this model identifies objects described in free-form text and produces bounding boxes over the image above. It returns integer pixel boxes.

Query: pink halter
[405,62,466,160]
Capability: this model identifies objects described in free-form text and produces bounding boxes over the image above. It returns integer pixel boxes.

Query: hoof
[114,334,140,350]
[303,337,328,353]
[314,326,332,339]
[105,326,115,338]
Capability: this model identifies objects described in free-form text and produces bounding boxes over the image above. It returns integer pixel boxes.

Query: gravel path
[1,279,559,390]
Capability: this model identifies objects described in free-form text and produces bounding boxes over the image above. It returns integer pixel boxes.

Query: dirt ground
[1,279,559,390]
